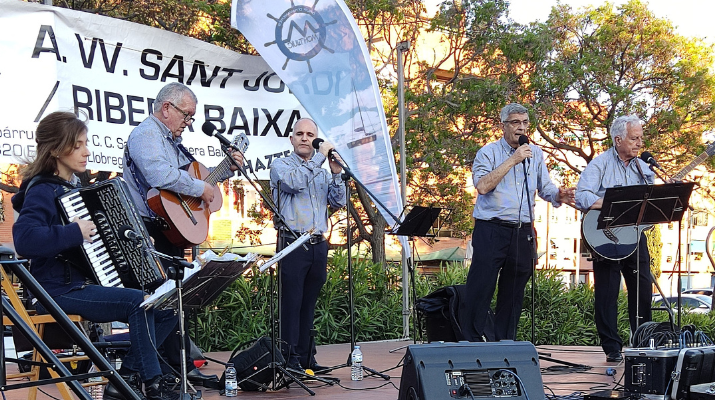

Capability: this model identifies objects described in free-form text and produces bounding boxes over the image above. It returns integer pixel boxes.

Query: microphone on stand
[640,151,664,171]
[118,225,142,247]
[202,121,240,152]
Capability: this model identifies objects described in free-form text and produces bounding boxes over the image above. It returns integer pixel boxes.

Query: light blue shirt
[576,147,655,211]
[124,115,233,217]
[270,152,346,235]
[472,138,562,223]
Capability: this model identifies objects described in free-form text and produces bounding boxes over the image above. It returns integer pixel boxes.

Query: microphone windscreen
[202,121,216,136]
[312,138,325,149]
[518,135,529,146]
[640,151,653,162]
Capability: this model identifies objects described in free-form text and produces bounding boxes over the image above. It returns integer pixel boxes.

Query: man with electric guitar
[575,114,655,363]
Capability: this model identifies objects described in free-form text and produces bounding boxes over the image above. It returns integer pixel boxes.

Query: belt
[478,218,531,228]
[281,233,326,245]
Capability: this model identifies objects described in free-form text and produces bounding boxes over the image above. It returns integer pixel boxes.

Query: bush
[193,254,715,351]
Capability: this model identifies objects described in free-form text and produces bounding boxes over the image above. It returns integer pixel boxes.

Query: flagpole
[397,40,411,339]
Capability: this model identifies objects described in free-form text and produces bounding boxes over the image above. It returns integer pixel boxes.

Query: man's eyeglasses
[169,102,195,124]
[504,119,530,127]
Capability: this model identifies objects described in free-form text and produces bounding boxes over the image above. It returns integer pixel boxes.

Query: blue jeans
[36,284,177,382]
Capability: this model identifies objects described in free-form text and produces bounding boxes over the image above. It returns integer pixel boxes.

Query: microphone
[640,151,663,170]
[518,135,529,146]
[202,121,239,151]
[311,138,336,160]
[118,225,141,242]
[518,135,530,169]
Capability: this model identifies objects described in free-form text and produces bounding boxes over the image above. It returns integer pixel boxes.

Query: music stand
[391,206,443,343]
[598,182,695,329]
[150,260,255,310]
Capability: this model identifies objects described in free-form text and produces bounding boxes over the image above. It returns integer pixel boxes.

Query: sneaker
[104,372,147,400]
[144,375,179,400]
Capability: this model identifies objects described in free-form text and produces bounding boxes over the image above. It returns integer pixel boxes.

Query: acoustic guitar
[147,133,249,248]
[582,141,715,260]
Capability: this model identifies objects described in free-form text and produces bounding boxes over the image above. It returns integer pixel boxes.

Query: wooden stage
[2,340,623,400]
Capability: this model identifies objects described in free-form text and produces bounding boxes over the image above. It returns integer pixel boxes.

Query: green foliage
[195,255,715,352]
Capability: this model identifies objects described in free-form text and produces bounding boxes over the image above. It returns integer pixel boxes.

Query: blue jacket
[12,176,88,296]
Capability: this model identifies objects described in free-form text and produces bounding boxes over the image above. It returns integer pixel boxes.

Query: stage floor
[2,340,623,400]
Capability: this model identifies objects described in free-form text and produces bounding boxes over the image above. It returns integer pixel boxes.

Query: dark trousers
[279,237,328,368]
[593,235,652,355]
[460,220,534,341]
[37,285,178,382]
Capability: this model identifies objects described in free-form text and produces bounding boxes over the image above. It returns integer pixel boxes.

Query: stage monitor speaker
[398,341,544,400]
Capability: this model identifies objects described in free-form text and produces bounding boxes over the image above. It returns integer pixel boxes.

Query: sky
[425,0,715,45]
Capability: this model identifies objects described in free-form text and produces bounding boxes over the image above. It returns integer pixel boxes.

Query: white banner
[0,0,305,179]
[231,0,404,227]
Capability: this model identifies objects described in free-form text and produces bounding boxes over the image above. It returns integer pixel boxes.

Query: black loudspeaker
[398,341,544,400]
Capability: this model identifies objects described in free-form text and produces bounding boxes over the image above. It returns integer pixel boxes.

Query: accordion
[57,178,166,292]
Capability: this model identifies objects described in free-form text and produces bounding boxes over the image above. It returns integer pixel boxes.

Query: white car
[652,294,712,314]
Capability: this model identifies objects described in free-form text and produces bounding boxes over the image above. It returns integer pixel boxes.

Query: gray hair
[610,115,641,142]
[153,82,197,112]
[500,103,529,122]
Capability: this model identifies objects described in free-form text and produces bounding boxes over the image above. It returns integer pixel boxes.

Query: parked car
[682,288,714,297]
[652,294,712,313]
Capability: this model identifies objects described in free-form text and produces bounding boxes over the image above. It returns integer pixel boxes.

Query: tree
[529,1,715,185]
[401,0,715,240]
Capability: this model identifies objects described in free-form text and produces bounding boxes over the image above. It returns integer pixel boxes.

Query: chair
[1,247,137,400]
[1,256,92,400]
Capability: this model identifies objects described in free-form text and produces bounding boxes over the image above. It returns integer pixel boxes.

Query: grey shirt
[472,138,562,223]
[576,147,655,211]
[270,151,346,235]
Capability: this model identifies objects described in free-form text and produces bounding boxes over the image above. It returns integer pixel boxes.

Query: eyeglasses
[504,119,530,127]
[168,102,195,124]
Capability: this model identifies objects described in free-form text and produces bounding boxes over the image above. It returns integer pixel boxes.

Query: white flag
[231,0,404,229]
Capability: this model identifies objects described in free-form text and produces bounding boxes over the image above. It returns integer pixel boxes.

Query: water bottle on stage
[351,345,363,381]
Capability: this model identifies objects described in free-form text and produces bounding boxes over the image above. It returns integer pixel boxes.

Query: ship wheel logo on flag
[264,2,337,73]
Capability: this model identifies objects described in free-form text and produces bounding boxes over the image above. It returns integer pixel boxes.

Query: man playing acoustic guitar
[123,82,244,384]
[575,114,655,363]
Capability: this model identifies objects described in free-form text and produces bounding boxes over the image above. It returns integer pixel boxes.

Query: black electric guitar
[582,142,715,260]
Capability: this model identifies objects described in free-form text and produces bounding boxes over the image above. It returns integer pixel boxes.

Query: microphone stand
[521,159,538,343]
[133,238,196,400]
[317,152,389,380]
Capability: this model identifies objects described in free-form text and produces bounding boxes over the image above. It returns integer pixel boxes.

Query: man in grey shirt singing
[270,118,346,372]
[460,103,574,342]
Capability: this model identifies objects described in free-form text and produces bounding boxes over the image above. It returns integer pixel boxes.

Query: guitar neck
[671,142,715,181]
[205,156,234,186]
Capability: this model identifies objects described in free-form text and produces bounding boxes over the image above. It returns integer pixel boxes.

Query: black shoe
[186,368,219,386]
[145,375,179,400]
[104,372,147,400]
[606,352,623,363]
[308,364,331,375]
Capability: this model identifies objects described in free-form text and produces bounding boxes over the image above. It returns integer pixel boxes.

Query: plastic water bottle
[224,362,238,397]
[351,345,363,381]
[87,364,103,400]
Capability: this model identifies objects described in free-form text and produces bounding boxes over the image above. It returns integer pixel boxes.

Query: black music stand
[150,260,254,311]
[391,206,443,343]
[598,182,695,328]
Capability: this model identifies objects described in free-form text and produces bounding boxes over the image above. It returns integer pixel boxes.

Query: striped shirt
[472,137,562,223]
[270,152,346,235]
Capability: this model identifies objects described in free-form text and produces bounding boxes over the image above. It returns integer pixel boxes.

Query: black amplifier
[624,347,680,397]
